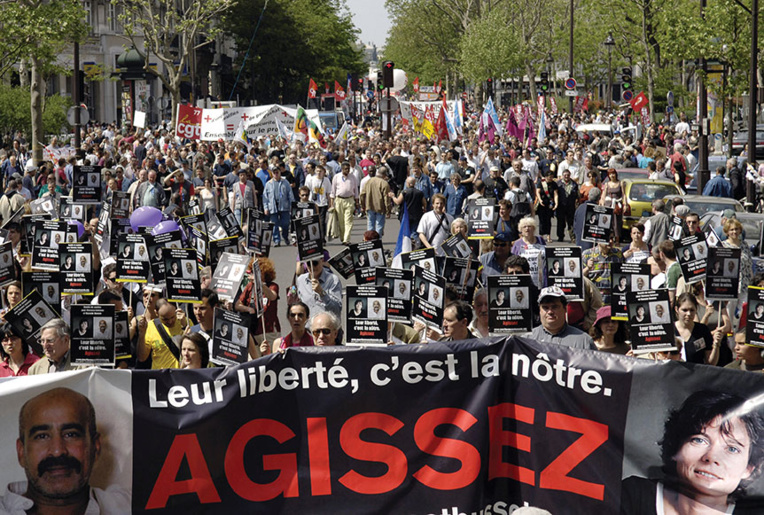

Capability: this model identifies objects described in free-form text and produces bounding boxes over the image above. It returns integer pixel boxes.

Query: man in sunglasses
[310,312,341,346]
[296,257,342,329]
[479,233,512,284]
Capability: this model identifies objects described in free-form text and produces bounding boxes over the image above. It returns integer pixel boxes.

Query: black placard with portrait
[705,246,741,300]
[398,247,437,276]
[70,303,116,366]
[627,288,675,354]
[375,268,413,323]
[0,241,15,287]
[116,234,151,283]
[350,239,386,284]
[21,272,60,309]
[295,213,324,263]
[466,198,496,239]
[442,232,476,259]
[110,190,131,219]
[442,256,479,301]
[675,233,708,284]
[582,203,614,244]
[611,262,652,321]
[145,230,183,285]
[411,266,445,329]
[746,287,764,347]
[72,165,103,204]
[163,248,201,304]
[59,242,94,295]
[210,252,250,303]
[545,246,583,301]
[216,206,244,238]
[114,310,131,361]
[4,290,57,341]
[211,307,251,366]
[31,220,70,271]
[328,247,355,280]
[487,274,534,335]
[346,285,387,345]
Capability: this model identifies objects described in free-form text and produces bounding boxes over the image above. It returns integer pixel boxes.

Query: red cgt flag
[308,79,318,99]
[413,77,420,93]
[629,91,649,111]
[334,81,346,100]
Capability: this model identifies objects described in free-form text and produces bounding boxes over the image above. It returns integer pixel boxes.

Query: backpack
[509,189,531,218]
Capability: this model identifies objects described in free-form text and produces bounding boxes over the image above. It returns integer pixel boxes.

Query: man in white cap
[530,286,595,350]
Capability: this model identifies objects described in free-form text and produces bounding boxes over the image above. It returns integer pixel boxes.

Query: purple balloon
[130,206,163,232]
[151,220,181,236]
[67,220,85,239]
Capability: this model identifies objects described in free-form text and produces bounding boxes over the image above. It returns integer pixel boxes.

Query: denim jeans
[270,211,290,244]
[367,210,386,236]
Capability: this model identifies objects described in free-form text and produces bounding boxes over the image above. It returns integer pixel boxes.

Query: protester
[589,306,628,354]
[262,302,313,355]
[310,312,341,346]
[180,333,210,369]
[0,322,38,377]
[530,286,596,350]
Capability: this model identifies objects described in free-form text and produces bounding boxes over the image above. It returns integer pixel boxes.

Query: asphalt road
[267,213,404,336]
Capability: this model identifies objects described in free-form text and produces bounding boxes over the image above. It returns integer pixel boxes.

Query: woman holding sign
[510,217,545,288]
[722,218,753,314]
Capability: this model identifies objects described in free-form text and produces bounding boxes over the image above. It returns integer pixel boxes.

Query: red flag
[438,80,443,94]
[629,91,649,111]
[413,77,420,93]
[308,79,318,99]
[435,104,448,142]
[335,80,346,100]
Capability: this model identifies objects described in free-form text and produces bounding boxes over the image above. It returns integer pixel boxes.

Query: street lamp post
[545,52,554,97]
[603,33,615,110]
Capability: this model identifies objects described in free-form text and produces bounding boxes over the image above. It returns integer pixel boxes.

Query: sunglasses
[493,242,508,247]
[312,328,333,336]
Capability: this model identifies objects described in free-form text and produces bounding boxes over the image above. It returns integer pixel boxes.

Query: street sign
[67,106,89,126]
[564,90,578,97]
[564,78,577,90]
[667,91,674,106]
[666,105,674,114]
[622,90,634,102]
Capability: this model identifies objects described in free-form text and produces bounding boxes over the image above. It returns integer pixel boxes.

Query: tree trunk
[30,57,44,164]
[526,63,538,101]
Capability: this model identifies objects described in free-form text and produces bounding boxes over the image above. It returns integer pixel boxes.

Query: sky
[348,0,392,48]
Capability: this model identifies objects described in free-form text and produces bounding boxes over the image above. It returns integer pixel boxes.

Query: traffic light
[622,67,632,91]
[358,77,364,91]
[367,78,372,91]
[377,70,384,91]
[540,72,549,93]
[486,78,493,96]
[382,61,395,88]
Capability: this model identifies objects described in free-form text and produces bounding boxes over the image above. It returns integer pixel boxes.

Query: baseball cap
[493,233,511,243]
[722,209,736,219]
[538,286,566,304]
[593,306,613,327]
[489,165,500,172]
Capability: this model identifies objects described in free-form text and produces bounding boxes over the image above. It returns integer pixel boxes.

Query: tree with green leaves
[114,0,236,125]
[223,0,365,105]
[0,0,88,161]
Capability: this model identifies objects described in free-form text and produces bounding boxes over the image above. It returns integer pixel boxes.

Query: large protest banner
[1,339,764,514]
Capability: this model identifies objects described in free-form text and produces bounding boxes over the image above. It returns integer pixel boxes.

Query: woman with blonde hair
[510,217,545,287]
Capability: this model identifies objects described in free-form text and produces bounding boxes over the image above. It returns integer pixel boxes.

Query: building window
[83,1,93,31]
[108,3,117,32]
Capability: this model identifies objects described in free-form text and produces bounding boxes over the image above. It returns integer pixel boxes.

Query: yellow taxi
[621,179,682,236]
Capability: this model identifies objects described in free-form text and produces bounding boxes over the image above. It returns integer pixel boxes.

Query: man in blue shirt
[702,166,733,198]
[443,173,468,217]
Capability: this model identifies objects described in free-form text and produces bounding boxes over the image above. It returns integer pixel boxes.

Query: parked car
[622,179,682,235]
[662,195,743,216]
[700,211,763,251]
[731,125,764,158]
[615,168,650,181]
[686,154,730,194]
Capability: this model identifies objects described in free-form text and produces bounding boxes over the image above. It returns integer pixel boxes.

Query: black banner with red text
[2,338,764,514]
